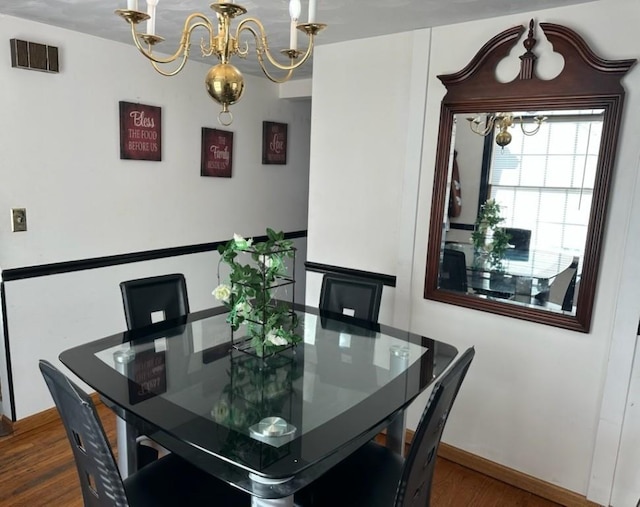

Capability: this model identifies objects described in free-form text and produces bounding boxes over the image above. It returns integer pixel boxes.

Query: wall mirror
[424,20,635,332]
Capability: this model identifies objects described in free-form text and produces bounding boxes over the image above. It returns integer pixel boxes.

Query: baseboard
[10,393,103,436]
[0,414,13,436]
[437,441,602,507]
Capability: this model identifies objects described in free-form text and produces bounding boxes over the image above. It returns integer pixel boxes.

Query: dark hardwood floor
[0,403,561,506]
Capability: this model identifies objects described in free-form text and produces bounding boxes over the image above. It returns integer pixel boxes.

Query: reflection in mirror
[423,20,636,332]
[440,109,604,316]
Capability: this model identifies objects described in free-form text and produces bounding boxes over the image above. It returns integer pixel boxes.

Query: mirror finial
[519,19,537,80]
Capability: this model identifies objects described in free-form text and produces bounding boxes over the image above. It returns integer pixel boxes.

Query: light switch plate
[11,208,27,232]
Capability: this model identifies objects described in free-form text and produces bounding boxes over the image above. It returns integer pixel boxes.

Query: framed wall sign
[119,101,162,161]
[201,127,233,178]
[262,121,288,165]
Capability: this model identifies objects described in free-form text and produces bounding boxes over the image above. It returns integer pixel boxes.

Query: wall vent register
[9,39,59,73]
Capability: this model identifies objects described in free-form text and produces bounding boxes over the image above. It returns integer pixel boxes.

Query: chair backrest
[39,360,129,507]
[504,228,532,261]
[535,256,579,311]
[440,249,468,292]
[395,347,475,507]
[319,273,383,323]
[548,257,579,311]
[120,274,190,330]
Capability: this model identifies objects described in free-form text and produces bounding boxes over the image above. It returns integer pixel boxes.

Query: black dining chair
[295,347,475,507]
[119,273,190,466]
[39,360,250,507]
[534,256,579,311]
[120,273,190,330]
[504,228,531,261]
[319,273,383,323]
[440,249,468,292]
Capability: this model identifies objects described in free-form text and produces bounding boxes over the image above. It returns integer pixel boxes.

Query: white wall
[306,0,640,504]
[307,32,412,279]
[305,31,425,326]
[0,15,311,419]
[610,332,640,506]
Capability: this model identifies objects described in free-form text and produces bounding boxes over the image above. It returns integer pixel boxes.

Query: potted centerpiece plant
[470,199,511,286]
[213,228,301,357]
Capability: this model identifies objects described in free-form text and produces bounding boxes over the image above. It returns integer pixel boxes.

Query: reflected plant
[471,199,511,272]
[210,354,295,431]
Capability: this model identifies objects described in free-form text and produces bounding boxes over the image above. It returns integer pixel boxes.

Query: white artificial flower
[265,329,288,347]
[258,254,272,268]
[210,399,230,423]
[212,283,232,303]
[233,233,253,250]
[235,301,252,318]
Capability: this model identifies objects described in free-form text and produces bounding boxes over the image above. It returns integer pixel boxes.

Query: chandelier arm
[128,13,214,66]
[256,54,295,83]
[232,23,260,60]
[236,38,250,58]
[235,18,315,71]
[468,116,496,137]
[519,116,546,136]
[185,18,217,57]
[150,53,190,77]
[261,32,314,71]
[521,124,543,136]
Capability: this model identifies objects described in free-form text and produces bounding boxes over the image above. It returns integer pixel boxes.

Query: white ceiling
[0,0,596,79]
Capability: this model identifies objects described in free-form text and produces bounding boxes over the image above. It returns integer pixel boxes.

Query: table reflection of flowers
[210,354,295,434]
[213,228,301,357]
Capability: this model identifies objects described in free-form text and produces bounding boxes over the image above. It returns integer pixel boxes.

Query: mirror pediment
[424,20,636,332]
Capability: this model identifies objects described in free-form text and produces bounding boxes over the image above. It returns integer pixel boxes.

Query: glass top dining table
[59,303,458,504]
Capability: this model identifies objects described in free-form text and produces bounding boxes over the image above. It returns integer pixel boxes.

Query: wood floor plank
[0,403,561,506]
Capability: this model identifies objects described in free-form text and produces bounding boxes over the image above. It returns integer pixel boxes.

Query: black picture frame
[262,121,288,165]
[201,127,233,177]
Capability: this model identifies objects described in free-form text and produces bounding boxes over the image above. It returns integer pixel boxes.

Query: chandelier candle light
[116,0,326,126]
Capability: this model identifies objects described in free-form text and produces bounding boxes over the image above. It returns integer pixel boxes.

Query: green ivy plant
[470,199,511,272]
[213,228,301,357]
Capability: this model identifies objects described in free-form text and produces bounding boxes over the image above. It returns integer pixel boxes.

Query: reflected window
[487,111,603,273]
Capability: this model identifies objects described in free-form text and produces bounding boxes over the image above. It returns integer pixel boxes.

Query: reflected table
[467,269,548,301]
[445,242,577,278]
[443,243,577,303]
[60,304,457,506]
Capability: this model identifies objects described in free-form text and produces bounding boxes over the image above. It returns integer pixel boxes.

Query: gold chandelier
[116,1,326,125]
[467,113,546,148]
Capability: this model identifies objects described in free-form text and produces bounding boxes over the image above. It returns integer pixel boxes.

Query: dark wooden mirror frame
[424,20,636,333]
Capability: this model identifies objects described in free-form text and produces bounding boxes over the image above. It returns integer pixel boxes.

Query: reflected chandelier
[116,0,326,125]
[467,112,546,148]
